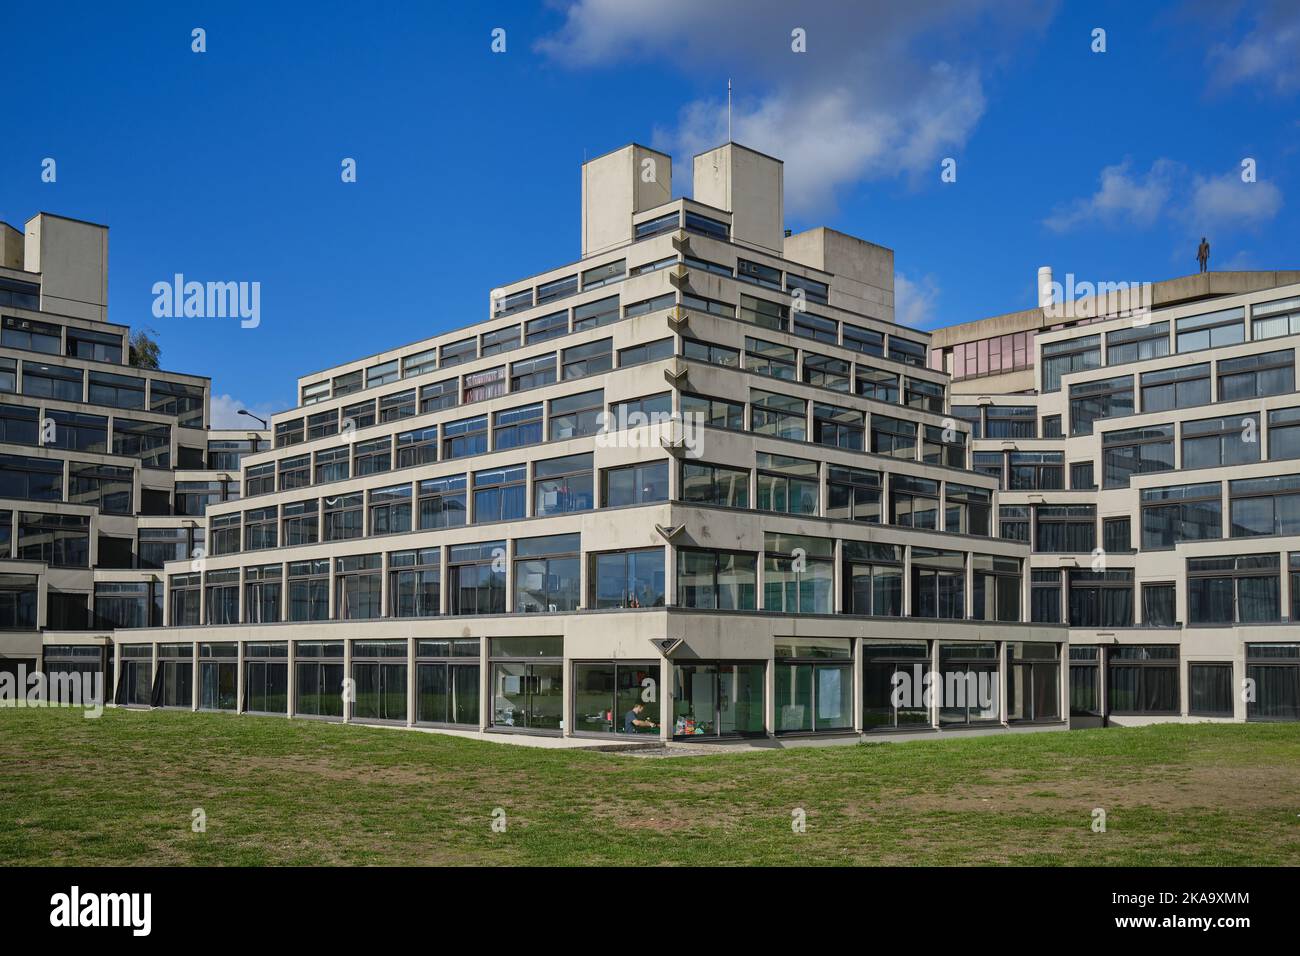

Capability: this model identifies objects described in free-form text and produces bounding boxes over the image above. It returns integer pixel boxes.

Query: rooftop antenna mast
[727,78,732,142]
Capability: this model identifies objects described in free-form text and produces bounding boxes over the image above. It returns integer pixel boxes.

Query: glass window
[1217,348,1294,401]
[493,403,543,450]
[680,461,749,508]
[561,338,613,378]
[1102,424,1174,488]
[149,379,204,428]
[323,493,363,541]
[473,464,526,524]
[672,662,764,738]
[419,474,467,529]
[751,390,806,441]
[368,484,412,536]
[353,437,392,476]
[390,548,440,618]
[514,533,581,613]
[582,259,625,289]
[891,475,940,530]
[1182,414,1260,470]
[1175,308,1244,352]
[1069,375,1134,435]
[862,641,929,729]
[681,392,744,431]
[1229,474,1300,537]
[245,564,284,624]
[1005,642,1060,722]
[336,554,382,620]
[1245,643,1300,721]
[574,662,661,735]
[420,378,458,413]
[870,414,915,459]
[22,361,82,402]
[572,296,619,331]
[972,555,1021,622]
[744,336,795,378]
[510,354,556,391]
[416,648,481,726]
[1041,334,1101,392]
[984,405,1036,439]
[1139,362,1210,413]
[548,389,603,440]
[295,639,344,716]
[827,467,880,523]
[350,639,407,722]
[442,415,487,459]
[3,316,61,353]
[1106,321,1169,365]
[448,541,506,615]
[1108,645,1179,714]
[602,460,669,507]
[1189,663,1233,717]
[911,549,965,620]
[1035,505,1096,553]
[525,311,568,344]
[480,324,520,357]
[288,560,330,622]
[937,643,999,725]
[533,453,594,516]
[592,549,664,609]
[88,371,146,409]
[755,453,819,516]
[395,425,438,469]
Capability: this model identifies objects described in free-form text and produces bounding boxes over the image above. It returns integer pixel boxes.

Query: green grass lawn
[2,707,1298,866]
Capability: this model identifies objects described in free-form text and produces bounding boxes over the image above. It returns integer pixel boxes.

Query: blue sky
[2,0,1297,423]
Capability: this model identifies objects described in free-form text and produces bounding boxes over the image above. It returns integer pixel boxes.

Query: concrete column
[1280,548,1292,622]
[342,639,352,723]
[286,638,296,718]
[765,655,776,738]
[150,643,158,709]
[998,641,1008,725]
[562,654,573,737]
[111,643,121,707]
[658,655,672,742]
[479,641,490,731]
[929,640,940,729]
[853,636,864,733]
[191,640,199,711]
[328,560,337,620]
[236,640,245,713]
[901,545,912,618]
[965,554,974,621]
[504,539,516,613]
[407,637,416,727]
[832,539,843,613]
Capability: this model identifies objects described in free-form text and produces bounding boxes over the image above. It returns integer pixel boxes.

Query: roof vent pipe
[1037,266,1054,310]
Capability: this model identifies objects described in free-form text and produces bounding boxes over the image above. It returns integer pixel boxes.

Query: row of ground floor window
[32,637,1300,734]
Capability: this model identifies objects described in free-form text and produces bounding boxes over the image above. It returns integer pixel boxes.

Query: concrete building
[931,267,1300,726]
[10,141,1295,742]
[0,213,268,694]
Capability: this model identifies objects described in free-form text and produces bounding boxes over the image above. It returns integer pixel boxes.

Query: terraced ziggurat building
[6,142,1299,740]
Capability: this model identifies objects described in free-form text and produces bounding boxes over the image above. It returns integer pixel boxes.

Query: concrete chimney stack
[1037,266,1054,310]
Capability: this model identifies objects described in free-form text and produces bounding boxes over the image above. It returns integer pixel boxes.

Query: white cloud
[538,0,1053,216]
[1043,159,1178,233]
[209,392,278,430]
[894,272,941,328]
[1205,1,1300,95]
[1189,171,1283,231]
[1044,159,1282,235]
